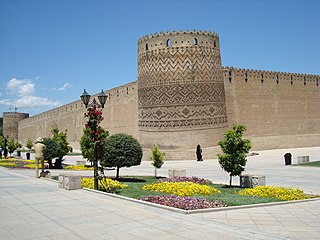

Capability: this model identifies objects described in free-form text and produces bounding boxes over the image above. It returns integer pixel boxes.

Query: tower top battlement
[138,29,220,54]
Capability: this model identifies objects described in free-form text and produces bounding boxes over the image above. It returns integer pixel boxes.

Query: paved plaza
[1,147,320,239]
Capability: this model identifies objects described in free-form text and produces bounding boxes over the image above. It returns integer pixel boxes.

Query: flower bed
[157,176,212,184]
[142,181,221,196]
[81,177,128,191]
[238,186,309,201]
[140,195,225,210]
[0,162,17,168]
[64,165,94,170]
[0,159,47,169]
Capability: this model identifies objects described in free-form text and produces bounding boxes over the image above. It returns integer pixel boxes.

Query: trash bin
[26,152,30,160]
[284,152,292,165]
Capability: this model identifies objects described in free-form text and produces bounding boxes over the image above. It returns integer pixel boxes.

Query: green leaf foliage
[51,128,71,161]
[100,133,143,178]
[0,136,5,148]
[81,107,109,163]
[42,137,60,161]
[7,139,18,154]
[80,127,109,162]
[26,138,33,151]
[80,128,94,162]
[218,125,251,186]
[150,145,165,169]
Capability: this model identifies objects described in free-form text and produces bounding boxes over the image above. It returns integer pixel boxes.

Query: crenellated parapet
[138,29,220,55]
[108,81,137,99]
[223,67,320,86]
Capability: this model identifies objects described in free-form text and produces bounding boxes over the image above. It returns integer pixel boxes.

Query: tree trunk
[116,166,120,179]
[154,167,157,178]
[229,175,232,186]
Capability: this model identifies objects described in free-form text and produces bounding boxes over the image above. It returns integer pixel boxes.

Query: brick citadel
[2,30,320,160]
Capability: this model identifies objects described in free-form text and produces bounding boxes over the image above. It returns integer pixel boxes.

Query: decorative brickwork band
[139,83,226,106]
[138,104,227,131]
[138,30,228,131]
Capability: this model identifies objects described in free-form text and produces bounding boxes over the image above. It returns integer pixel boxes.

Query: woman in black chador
[196,144,203,161]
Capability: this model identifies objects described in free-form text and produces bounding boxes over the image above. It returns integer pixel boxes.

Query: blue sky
[0,0,319,116]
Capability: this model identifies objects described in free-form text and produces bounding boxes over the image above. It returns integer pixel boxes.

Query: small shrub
[100,133,143,178]
[238,186,309,201]
[140,195,225,210]
[218,124,251,186]
[42,138,60,161]
[142,181,221,196]
[26,138,33,152]
[150,144,165,178]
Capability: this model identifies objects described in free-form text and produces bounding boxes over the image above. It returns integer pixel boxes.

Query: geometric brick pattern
[138,31,227,131]
[138,83,226,106]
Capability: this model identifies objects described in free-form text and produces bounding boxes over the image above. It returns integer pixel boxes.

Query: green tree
[7,139,18,156]
[80,127,108,165]
[100,133,143,179]
[218,124,252,186]
[51,128,71,161]
[150,144,165,178]
[42,137,60,162]
[80,128,94,164]
[26,138,33,152]
[0,136,4,148]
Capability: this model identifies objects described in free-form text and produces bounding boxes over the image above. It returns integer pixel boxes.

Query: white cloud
[0,99,12,106]
[6,78,35,96]
[15,96,60,108]
[0,77,60,111]
[54,83,73,91]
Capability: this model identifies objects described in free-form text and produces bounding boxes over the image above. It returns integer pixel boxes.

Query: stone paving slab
[1,166,320,240]
[1,146,320,239]
[14,146,320,194]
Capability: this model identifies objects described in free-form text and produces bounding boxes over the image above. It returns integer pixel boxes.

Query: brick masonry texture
[3,30,319,160]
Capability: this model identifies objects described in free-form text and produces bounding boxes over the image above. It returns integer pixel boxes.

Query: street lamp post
[80,89,107,190]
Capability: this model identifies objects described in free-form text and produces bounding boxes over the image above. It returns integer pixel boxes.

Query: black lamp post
[80,89,108,190]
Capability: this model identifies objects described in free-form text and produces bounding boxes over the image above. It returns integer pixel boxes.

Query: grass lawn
[294,161,320,167]
[113,176,282,207]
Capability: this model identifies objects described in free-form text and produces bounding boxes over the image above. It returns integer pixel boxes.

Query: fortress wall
[224,67,320,150]
[18,82,138,150]
[102,82,138,138]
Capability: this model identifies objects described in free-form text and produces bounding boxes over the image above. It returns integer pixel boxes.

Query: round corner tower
[137,30,228,149]
[3,112,29,141]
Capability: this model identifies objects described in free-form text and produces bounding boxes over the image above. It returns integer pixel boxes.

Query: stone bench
[240,174,266,188]
[59,174,81,190]
[76,160,87,165]
[168,169,186,177]
[251,175,266,187]
[297,156,309,164]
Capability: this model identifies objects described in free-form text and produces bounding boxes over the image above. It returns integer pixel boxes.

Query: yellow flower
[81,177,128,190]
[65,165,94,170]
[142,181,221,196]
[238,186,308,200]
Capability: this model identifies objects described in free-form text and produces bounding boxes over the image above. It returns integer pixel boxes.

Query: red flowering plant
[81,106,109,163]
